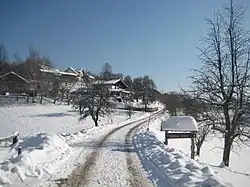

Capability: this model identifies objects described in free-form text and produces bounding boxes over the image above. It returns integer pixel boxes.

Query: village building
[0,71,30,94]
[92,79,132,100]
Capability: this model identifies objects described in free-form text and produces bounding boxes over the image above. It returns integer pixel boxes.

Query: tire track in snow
[124,110,164,187]
[54,111,161,187]
[125,121,154,187]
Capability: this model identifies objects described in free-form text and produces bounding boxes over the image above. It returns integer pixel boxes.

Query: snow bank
[133,131,227,187]
[0,133,71,185]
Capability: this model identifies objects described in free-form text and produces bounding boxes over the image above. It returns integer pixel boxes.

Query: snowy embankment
[0,103,155,186]
[134,131,227,187]
[147,113,250,187]
[0,133,71,185]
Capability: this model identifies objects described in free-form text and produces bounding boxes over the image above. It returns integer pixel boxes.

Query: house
[0,71,29,94]
[92,79,132,99]
[40,66,78,83]
[64,67,95,83]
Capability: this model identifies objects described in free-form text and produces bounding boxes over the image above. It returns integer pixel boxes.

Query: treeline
[0,44,53,81]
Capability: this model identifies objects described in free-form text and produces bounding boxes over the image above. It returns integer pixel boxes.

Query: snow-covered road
[52,111,167,187]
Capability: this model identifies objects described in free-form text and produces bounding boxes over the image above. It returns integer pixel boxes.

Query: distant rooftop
[93,79,128,88]
[40,68,77,76]
[0,71,29,83]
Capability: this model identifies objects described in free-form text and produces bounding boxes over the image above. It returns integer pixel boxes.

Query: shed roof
[161,116,198,132]
[108,88,131,93]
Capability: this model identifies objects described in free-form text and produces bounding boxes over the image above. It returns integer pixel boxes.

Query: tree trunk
[94,119,98,127]
[196,136,205,156]
[191,137,195,159]
[67,94,70,105]
[79,104,82,115]
[196,143,201,156]
[40,95,43,104]
[222,133,232,167]
[92,113,99,127]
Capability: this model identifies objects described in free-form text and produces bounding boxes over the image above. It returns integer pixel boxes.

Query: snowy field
[0,103,152,186]
[0,104,134,137]
[1,101,242,187]
[148,113,250,187]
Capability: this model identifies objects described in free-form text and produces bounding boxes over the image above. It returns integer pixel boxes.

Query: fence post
[164,131,168,145]
[147,116,150,131]
[191,134,195,159]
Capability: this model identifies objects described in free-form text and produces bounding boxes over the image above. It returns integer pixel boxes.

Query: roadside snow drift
[134,132,227,187]
[0,133,71,186]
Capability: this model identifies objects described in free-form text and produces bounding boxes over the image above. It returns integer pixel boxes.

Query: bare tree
[124,75,133,90]
[161,92,183,116]
[195,123,211,156]
[126,104,134,118]
[189,0,250,166]
[132,75,156,108]
[0,43,8,63]
[180,93,212,156]
[101,62,113,81]
[78,86,112,127]
[0,44,9,75]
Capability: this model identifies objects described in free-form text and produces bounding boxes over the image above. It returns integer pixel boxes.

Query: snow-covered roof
[65,67,78,74]
[161,116,198,132]
[87,74,95,79]
[40,68,60,74]
[40,68,77,76]
[108,88,131,94]
[93,79,128,88]
[93,79,120,85]
[60,71,77,76]
[0,71,29,83]
[103,79,121,84]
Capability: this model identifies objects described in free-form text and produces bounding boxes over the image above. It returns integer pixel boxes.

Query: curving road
[53,111,161,187]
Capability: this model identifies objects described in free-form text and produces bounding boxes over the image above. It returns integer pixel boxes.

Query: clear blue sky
[1,0,249,92]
